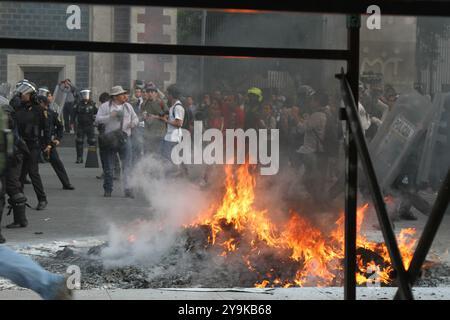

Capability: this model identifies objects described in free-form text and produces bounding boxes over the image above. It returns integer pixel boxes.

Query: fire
[189,164,417,287]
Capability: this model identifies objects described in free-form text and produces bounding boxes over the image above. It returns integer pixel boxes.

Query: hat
[145,84,158,92]
[135,80,145,89]
[110,85,127,96]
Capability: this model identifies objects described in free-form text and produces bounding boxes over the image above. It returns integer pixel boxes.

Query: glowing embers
[188,164,417,287]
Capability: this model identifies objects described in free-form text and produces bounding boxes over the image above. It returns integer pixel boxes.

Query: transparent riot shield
[416,92,450,188]
[52,83,68,118]
[369,91,434,192]
[0,83,12,99]
[0,95,9,106]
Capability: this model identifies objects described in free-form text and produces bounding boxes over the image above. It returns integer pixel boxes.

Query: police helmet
[80,89,91,101]
[37,86,50,97]
[15,80,37,96]
[247,87,263,102]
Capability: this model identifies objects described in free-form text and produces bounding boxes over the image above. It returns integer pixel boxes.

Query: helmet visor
[15,82,36,96]
[37,88,50,97]
[80,90,91,100]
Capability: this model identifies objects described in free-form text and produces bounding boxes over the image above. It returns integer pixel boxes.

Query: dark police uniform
[16,99,50,207]
[0,102,29,233]
[73,100,97,163]
[44,107,73,189]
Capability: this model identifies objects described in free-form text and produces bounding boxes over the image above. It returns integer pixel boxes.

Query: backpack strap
[171,101,183,119]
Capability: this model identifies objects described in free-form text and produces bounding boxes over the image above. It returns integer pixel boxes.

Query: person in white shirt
[95,86,139,198]
[151,84,185,160]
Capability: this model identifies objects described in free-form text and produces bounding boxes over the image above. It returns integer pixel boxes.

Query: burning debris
[185,164,417,287]
[21,165,447,290]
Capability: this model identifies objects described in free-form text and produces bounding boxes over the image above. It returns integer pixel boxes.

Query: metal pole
[343,14,360,301]
[337,71,414,300]
[200,10,207,94]
[393,168,450,300]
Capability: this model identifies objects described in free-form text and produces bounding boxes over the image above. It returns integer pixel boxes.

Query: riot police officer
[73,89,97,163]
[15,81,50,211]
[0,82,41,234]
[37,93,75,190]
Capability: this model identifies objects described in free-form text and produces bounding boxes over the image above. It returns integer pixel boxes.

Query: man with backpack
[152,84,188,176]
[295,91,337,207]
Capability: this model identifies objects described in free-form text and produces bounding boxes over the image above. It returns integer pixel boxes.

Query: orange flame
[190,164,417,287]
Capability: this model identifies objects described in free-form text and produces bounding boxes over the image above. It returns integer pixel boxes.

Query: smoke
[100,154,212,268]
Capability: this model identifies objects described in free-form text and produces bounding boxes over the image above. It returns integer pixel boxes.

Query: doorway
[22,66,62,91]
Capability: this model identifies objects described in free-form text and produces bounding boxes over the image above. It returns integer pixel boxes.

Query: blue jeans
[103,138,132,193]
[160,139,178,162]
[0,245,64,299]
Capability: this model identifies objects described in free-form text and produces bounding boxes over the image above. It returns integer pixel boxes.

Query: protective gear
[369,91,433,192]
[247,87,263,102]
[6,193,28,228]
[37,87,50,97]
[74,99,97,161]
[80,89,91,101]
[14,81,37,97]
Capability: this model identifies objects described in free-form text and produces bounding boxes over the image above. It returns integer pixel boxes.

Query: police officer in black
[73,89,97,163]
[1,81,38,236]
[15,81,50,211]
[1,100,29,237]
[37,93,75,190]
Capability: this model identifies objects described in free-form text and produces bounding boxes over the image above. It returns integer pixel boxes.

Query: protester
[95,86,138,198]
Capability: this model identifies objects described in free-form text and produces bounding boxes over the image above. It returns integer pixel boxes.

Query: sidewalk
[1,287,449,300]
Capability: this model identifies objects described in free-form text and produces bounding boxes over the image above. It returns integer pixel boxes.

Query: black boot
[6,203,28,228]
[75,157,83,164]
[36,200,48,210]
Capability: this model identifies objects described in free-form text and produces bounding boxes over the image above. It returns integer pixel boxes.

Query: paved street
[2,145,152,245]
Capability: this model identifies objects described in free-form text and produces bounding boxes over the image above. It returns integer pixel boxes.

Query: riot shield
[369,91,434,192]
[416,93,450,188]
[0,95,9,106]
[0,83,12,99]
[50,84,68,115]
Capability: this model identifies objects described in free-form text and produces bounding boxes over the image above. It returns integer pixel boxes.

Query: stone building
[0,3,177,99]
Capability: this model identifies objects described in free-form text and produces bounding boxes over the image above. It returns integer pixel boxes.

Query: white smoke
[101,154,212,268]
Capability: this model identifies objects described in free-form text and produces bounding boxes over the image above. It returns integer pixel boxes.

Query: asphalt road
[1,145,152,245]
